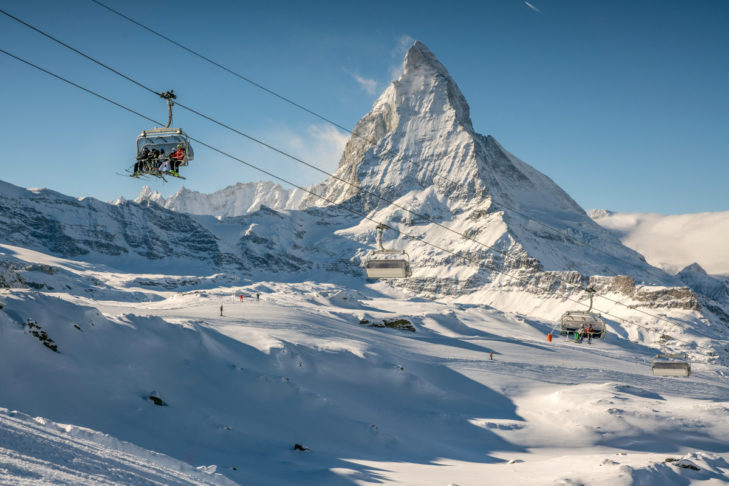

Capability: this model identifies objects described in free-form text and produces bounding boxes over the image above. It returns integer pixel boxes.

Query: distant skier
[220,305,223,317]
[256,293,260,301]
[489,351,493,360]
[240,295,243,302]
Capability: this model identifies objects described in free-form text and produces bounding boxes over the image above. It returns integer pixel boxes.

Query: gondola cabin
[559,311,606,339]
[651,353,691,377]
[136,128,194,166]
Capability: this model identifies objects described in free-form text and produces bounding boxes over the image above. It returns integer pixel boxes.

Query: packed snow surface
[1,243,728,485]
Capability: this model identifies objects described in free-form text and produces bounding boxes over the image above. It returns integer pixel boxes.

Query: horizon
[1,0,727,215]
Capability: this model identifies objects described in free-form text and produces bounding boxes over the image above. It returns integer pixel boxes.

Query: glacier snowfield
[1,243,728,485]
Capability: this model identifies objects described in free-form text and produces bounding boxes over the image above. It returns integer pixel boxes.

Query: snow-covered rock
[677,263,729,302]
[133,182,304,217]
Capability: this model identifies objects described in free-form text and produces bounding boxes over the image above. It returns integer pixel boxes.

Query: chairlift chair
[136,127,194,165]
[132,90,194,178]
[560,311,606,340]
[651,353,691,377]
[559,287,606,340]
[364,224,411,279]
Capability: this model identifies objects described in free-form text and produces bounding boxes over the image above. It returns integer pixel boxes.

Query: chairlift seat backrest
[560,311,606,339]
[365,251,410,279]
[137,128,194,164]
[651,354,691,377]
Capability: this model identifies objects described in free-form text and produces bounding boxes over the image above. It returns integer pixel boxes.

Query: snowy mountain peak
[130,181,303,218]
[400,41,472,131]
[303,41,480,207]
[134,186,164,206]
[403,41,446,74]
[680,262,708,276]
[297,40,672,283]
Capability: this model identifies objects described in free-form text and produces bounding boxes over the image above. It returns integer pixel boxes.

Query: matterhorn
[1,40,729,486]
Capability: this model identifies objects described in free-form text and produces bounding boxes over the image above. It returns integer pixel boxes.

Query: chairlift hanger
[558,286,606,341]
[131,90,194,180]
[364,224,411,279]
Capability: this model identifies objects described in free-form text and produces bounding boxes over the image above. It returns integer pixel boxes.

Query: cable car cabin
[651,353,691,377]
[559,311,606,339]
[136,128,194,166]
[365,250,411,279]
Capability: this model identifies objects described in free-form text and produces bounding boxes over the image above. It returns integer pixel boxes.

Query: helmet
[177,144,183,149]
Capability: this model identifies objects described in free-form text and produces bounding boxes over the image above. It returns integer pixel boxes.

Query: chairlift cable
[0,9,161,99]
[0,48,162,127]
[1,19,723,346]
[0,10,600,293]
[88,0,354,136]
[85,0,698,294]
[87,1,698,340]
[0,46,620,325]
[1,7,684,329]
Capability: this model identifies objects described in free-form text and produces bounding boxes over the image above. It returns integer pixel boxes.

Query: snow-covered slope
[590,209,729,276]
[1,243,728,485]
[3,39,729,486]
[0,408,234,485]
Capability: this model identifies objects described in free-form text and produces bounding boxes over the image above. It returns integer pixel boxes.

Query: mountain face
[0,179,366,282]
[0,181,238,272]
[306,41,582,215]
[131,182,302,218]
[296,41,669,292]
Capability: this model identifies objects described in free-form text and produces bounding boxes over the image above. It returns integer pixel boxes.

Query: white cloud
[390,34,415,80]
[395,34,415,56]
[267,124,350,176]
[352,73,379,95]
[524,1,542,14]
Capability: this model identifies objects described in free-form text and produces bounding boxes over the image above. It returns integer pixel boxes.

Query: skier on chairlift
[133,147,150,177]
[157,149,171,173]
[169,144,185,176]
[585,323,594,344]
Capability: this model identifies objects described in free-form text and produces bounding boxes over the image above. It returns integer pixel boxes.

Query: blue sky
[1,0,727,214]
